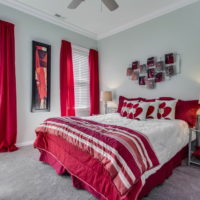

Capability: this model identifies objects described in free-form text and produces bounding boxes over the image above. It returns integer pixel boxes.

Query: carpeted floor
[0,146,200,200]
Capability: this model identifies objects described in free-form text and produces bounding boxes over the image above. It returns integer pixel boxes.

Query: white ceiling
[0,0,198,39]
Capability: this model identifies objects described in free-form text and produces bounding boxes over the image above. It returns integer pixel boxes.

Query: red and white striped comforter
[35,117,159,197]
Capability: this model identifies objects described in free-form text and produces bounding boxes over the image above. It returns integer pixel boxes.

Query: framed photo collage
[126,53,180,89]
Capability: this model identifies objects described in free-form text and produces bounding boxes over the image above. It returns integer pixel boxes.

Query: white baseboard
[17,140,34,147]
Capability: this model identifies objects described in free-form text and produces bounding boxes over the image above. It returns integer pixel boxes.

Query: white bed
[84,113,189,180]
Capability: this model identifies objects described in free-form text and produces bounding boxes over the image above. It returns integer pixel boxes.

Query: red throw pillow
[175,100,200,127]
[127,102,149,120]
[117,96,141,113]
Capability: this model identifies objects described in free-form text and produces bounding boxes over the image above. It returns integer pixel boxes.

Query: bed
[34,112,189,200]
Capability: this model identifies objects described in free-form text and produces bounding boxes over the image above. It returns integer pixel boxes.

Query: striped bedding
[35,116,159,198]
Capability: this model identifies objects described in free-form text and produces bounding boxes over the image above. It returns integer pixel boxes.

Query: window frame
[72,45,90,116]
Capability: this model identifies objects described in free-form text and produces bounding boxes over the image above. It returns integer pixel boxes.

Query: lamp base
[196,115,200,147]
[104,101,108,114]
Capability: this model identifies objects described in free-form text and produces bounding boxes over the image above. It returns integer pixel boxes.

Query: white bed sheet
[84,113,189,179]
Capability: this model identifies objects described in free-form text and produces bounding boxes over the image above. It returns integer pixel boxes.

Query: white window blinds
[72,46,90,116]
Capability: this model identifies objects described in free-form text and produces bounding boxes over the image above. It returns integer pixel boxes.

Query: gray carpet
[0,146,200,200]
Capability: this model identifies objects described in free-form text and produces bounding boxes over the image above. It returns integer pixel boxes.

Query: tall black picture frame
[31,41,51,112]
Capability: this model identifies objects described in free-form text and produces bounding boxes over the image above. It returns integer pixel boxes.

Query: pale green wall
[0,4,97,145]
[1,1,200,144]
[98,1,200,104]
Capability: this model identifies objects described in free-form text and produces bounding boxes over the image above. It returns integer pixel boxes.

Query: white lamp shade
[101,91,112,101]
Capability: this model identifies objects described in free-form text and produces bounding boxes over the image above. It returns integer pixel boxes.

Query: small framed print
[139,76,146,85]
[156,61,164,71]
[155,72,163,82]
[131,71,139,80]
[126,67,133,76]
[132,61,139,70]
[165,65,175,76]
[147,57,156,67]
[145,79,155,89]
[165,53,175,64]
[139,64,146,74]
[147,68,156,78]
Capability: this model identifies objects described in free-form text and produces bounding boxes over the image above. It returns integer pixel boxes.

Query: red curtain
[60,40,75,116]
[89,49,100,115]
[0,20,18,152]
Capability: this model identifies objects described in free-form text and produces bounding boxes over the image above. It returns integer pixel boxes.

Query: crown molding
[0,0,97,40]
[0,0,198,41]
[97,0,199,40]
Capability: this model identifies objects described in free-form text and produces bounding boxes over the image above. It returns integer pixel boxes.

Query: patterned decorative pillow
[140,99,159,119]
[146,101,159,119]
[127,102,149,120]
[117,96,142,113]
[120,100,138,117]
[157,100,177,120]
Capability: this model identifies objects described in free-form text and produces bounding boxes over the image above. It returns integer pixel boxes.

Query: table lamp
[196,97,200,146]
[101,91,112,114]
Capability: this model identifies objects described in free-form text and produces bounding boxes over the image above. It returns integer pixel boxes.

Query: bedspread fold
[35,116,159,198]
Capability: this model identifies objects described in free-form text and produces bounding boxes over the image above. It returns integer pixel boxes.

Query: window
[72,46,90,116]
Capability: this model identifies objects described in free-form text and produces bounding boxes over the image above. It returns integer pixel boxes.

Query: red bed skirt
[38,146,187,200]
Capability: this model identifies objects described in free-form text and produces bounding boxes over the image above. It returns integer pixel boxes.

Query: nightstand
[107,107,117,113]
[188,128,200,166]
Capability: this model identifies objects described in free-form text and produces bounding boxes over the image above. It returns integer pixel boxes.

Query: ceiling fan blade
[68,0,84,9]
[102,0,119,11]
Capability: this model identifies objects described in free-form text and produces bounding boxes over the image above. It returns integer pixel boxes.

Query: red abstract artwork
[32,41,51,112]
[165,53,175,64]
[155,72,163,82]
[147,68,155,78]
[132,61,139,70]
[147,57,156,67]
[139,76,146,85]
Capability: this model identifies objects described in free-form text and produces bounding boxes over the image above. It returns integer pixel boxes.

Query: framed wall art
[165,65,175,77]
[155,72,164,82]
[31,41,51,112]
[147,57,156,67]
[156,61,164,71]
[147,68,156,78]
[126,52,181,89]
[132,61,139,70]
[139,76,146,85]
[126,67,133,76]
[145,79,155,89]
[131,71,139,80]
[165,53,174,64]
[139,64,146,74]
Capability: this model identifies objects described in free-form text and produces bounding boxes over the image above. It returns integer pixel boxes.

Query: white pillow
[157,100,177,120]
[127,102,149,120]
[146,101,159,119]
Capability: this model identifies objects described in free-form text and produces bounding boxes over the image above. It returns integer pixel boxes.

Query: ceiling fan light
[68,0,85,9]
[67,0,119,11]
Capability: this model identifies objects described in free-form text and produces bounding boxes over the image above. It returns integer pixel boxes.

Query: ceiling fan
[68,0,119,11]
